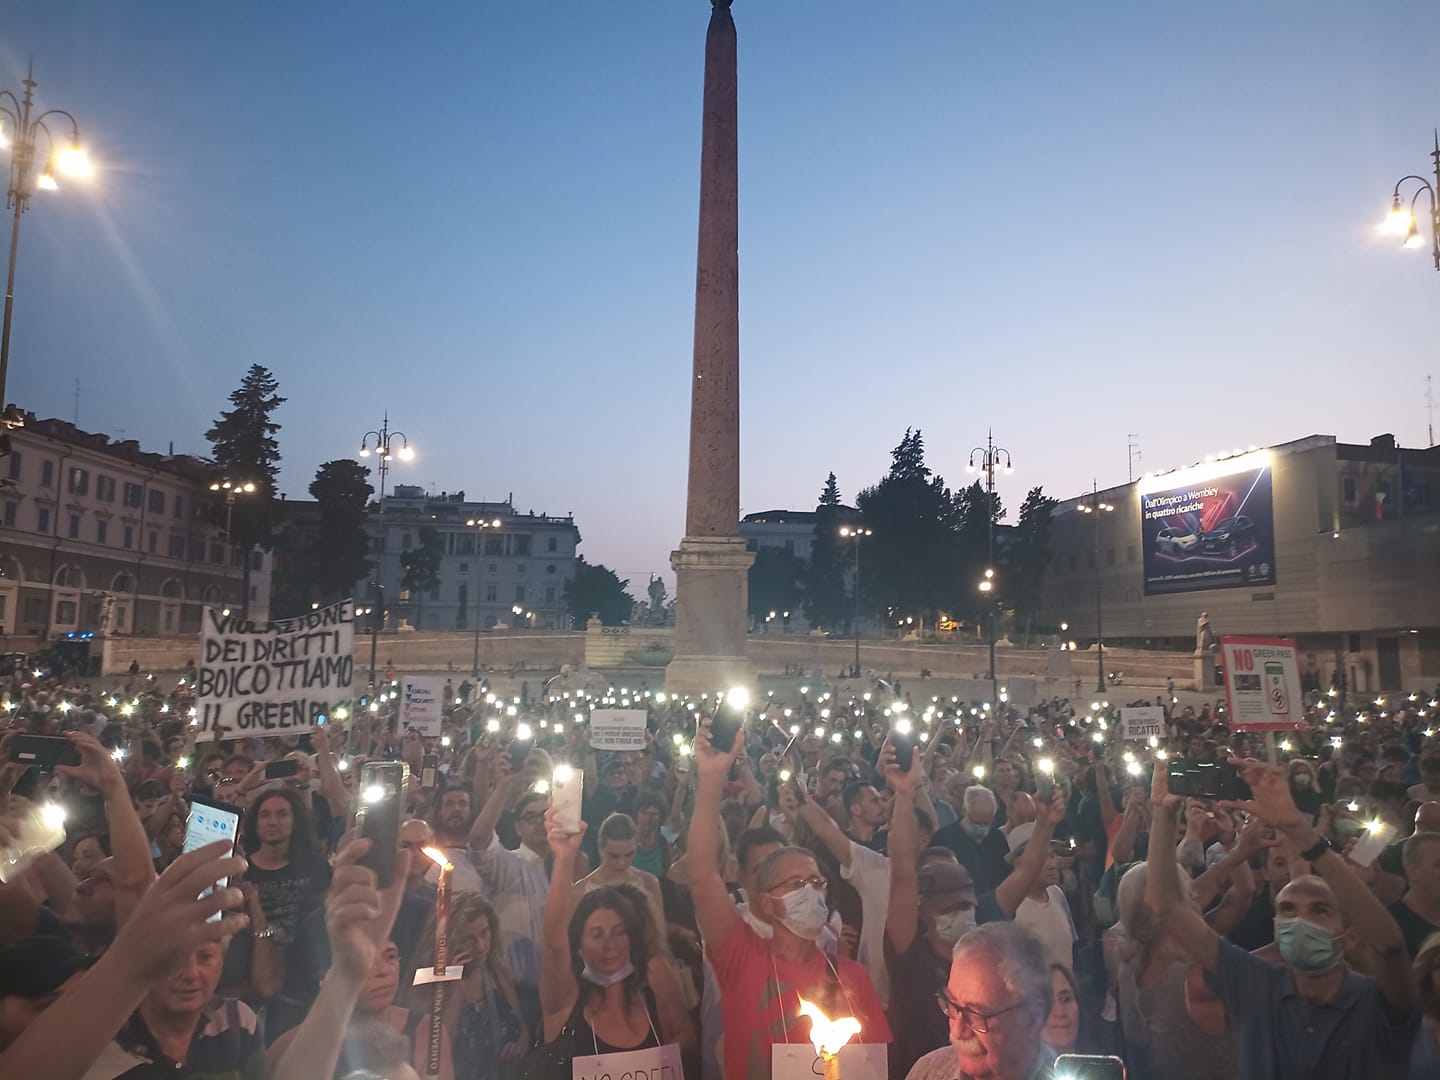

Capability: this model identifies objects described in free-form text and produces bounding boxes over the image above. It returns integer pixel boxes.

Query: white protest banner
[197,599,354,737]
[1221,635,1304,731]
[399,676,445,737]
[589,708,649,751]
[1120,705,1165,741]
[572,1042,682,1080]
[773,1043,887,1080]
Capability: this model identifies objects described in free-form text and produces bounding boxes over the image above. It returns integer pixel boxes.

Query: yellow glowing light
[421,846,452,871]
[1038,757,1054,775]
[796,997,861,1059]
[972,764,986,780]
[1126,760,1142,777]
[1347,800,1360,812]
[728,687,750,711]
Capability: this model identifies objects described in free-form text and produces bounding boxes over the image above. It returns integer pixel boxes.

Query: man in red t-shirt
[691,717,891,1080]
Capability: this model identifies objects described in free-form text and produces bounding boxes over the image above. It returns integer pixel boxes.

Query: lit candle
[422,846,454,1080]
[797,996,861,1080]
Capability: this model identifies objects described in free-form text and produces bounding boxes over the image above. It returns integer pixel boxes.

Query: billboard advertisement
[1139,451,1276,596]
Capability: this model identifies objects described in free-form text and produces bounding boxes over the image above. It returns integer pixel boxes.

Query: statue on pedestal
[1195,612,1216,654]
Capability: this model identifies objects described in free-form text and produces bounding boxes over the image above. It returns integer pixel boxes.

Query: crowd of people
[3,661,1440,1079]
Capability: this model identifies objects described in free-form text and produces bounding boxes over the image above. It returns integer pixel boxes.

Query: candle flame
[796,996,861,1058]
[421,846,453,871]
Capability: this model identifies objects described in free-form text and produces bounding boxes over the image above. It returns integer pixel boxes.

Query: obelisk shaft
[685,0,740,538]
[667,0,754,695]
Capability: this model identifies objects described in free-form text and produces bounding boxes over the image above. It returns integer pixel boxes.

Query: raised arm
[468,754,521,853]
[1145,766,1220,974]
[688,721,742,956]
[882,740,923,955]
[539,811,583,1036]
[309,726,348,820]
[994,788,1064,919]
[792,780,853,870]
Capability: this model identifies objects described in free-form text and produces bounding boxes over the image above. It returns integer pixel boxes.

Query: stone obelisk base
[665,537,755,695]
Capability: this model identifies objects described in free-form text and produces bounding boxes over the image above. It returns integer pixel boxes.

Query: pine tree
[1007,486,1058,645]
[803,473,850,632]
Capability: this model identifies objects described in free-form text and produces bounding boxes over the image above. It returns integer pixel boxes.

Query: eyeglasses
[935,994,1026,1033]
[769,874,827,896]
[517,812,546,825]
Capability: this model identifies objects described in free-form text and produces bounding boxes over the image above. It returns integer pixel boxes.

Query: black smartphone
[10,735,81,769]
[709,710,743,754]
[1167,758,1240,800]
[510,737,534,771]
[421,753,438,789]
[891,726,915,772]
[1037,774,1056,802]
[264,759,300,780]
[1053,1054,1126,1079]
[184,795,242,923]
[356,762,405,887]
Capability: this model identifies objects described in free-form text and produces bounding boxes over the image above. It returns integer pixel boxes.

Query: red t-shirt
[708,917,892,1080]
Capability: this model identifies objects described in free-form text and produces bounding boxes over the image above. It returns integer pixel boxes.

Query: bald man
[1374,801,1440,905]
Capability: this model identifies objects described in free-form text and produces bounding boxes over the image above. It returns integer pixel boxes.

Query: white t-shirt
[841,839,892,1007]
[1014,885,1075,971]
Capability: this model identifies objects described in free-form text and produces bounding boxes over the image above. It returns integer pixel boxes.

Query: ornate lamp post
[208,479,256,615]
[838,525,872,678]
[358,416,413,688]
[1383,132,1440,270]
[466,516,501,677]
[1076,480,1115,694]
[0,61,93,432]
[968,431,1012,705]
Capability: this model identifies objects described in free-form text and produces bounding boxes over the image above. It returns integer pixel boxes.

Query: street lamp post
[1076,479,1115,694]
[208,479,256,617]
[466,516,501,677]
[838,526,872,678]
[358,415,413,689]
[1383,131,1440,270]
[0,62,92,429]
[968,430,1012,706]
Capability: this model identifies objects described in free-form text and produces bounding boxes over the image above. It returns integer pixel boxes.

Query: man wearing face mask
[691,718,891,1080]
[934,785,1011,892]
[1147,756,1419,1080]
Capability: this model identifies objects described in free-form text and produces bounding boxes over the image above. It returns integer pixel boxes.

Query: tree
[307,460,374,606]
[400,526,444,630]
[205,365,286,620]
[749,547,804,628]
[803,472,850,632]
[1006,486,1058,646]
[564,557,635,627]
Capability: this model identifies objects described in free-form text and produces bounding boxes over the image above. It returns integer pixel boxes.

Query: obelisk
[666,0,755,695]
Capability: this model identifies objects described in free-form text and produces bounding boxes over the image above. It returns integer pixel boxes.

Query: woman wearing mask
[1288,760,1324,824]
[540,812,696,1069]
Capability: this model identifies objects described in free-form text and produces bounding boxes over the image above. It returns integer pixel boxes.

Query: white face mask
[932,907,977,945]
[580,960,635,987]
[774,885,829,940]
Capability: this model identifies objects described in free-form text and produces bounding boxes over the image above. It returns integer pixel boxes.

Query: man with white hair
[935,784,1011,891]
[905,921,1056,1080]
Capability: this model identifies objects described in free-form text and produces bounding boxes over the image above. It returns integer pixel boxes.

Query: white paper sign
[1120,705,1165,741]
[196,600,355,737]
[572,1041,683,1080]
[400,675,445,737]
[773,1042,887,1079]
[1220,636,1304,731]
[589,708,649,751]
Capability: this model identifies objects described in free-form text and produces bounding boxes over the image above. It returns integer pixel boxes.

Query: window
[173,494,185,519]
[68,514,81,539]
[2,501,14,528]
[123,525,135,550]
[5,452,20,481]
[123,482,143,508]
[547,563,557,574]
[488,562,497,573]
[148,489,165,515]
[96,520,108,545]
[23,597,45,623]
[1342,476,1357,505]
[189,539,205,562]
[148,530,158,554]
[484,537,503,556]
[251,551,263,571]
[547,536,557,552]
[68,467,89,496]
[210,543,225,564]
[516,563,527,575]
[458,562,469,574]
[56,600,77,624]
[36,507,50,534]
[513,535,532,556]
[456,535,475,556]
[515,586,526,603]
[485,584,497,602]
[96,475,116,502]
[545,586,556,603]
[40,459,54,487]
[168,533,186,558]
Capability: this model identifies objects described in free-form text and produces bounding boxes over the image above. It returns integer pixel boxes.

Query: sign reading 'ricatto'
[196,599,355,736]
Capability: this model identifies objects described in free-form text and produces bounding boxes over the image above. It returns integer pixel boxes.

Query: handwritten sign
[400,675,445,737]
[1120,705,1165,741]
[773,1043,886,1079]
[589,708,649,751]
[196,600,354,736]
[572,1042,682,1080]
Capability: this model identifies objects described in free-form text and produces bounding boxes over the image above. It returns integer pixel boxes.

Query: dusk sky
[4,2,1438,591]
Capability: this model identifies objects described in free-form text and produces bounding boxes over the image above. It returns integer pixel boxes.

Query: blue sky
[4,2,1438,590]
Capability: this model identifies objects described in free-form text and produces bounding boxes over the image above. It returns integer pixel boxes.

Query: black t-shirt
[1227,889,1276,952]
[1387,899,1440,958]
[221,851,332,1012]
[931,822,1010,893]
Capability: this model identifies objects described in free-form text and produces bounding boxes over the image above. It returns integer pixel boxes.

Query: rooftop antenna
[1127,434,1142,483]
[73,379,81,425]
[1428,375,1434,448]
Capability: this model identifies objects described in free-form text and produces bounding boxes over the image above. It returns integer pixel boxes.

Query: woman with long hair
[1042,963,1082,1055]
[411,892,527,1078]
[540,812,696,1068]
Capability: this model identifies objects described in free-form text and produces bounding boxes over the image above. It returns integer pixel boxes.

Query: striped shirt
[82,997,265,1080]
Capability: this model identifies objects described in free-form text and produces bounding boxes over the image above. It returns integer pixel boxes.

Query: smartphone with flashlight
[1053,1054,1126,1080]
[510,726,534,771]
[421,753,438,789]
[10,735,81,770]
[709,710,743,753]
[891,723,915,772]
[264,759,300,781]
[184,795,241,923]
[356,762,405,887]
[1348,820,1395,867]
[552,765,583,833]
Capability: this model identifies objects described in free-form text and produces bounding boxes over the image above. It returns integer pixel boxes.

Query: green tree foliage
[802,472,850,631]
[1006,486,1058,645]
[749,547,805,626]
[306,459,374,607]
[205,365,286,618]
[400,526,444,629]
[563,557,636,628]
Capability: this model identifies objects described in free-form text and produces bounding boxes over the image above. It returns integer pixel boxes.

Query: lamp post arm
[32,109,78,137]
[1393,174,1434,198]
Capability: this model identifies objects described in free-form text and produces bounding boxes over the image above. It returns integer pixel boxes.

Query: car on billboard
[1199,515,1256,557]
[1155,526,1200,557]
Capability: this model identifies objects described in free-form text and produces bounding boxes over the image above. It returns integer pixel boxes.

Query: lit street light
[358,416,413,688]
[208,479,257,618]
[0,62,93,447]
[838,525,873,678]
[1383,131,1440,270]
[968,430,1012,710]
[1076,480,1115,693]
[466,516,501,676]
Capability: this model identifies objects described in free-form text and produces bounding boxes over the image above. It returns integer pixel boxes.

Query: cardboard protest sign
[589,708,648,751]
[1120,705,1165,741]
[399,675,445,737]
[1221,636,1304,731]
[196,600,354,737]
[571,1043,683,1080]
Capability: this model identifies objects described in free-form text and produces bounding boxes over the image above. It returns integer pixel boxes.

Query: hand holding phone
[183,796,242,923]
[265,760,300,781]
[552,765,583,833]
[356,762,404,887]
[10,735,82,770]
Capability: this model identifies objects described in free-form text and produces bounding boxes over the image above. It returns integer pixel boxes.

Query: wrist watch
[255,925,277,940]
[1298,835,1332,863]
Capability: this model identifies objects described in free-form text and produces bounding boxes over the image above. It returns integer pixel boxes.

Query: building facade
[358,485,580,632]
[1038,434,1440,692]
[0,412,271,642]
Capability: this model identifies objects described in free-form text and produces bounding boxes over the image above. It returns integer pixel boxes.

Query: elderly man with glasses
[907,922,1057,1080]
